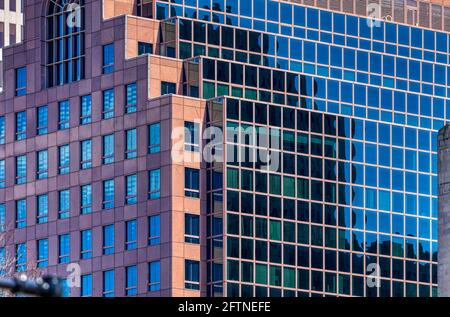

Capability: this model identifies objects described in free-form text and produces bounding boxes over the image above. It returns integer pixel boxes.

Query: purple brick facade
[0,0,205,297]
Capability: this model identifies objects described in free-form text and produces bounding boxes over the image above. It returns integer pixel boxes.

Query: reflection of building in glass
[438,126,450,297]
[0,0,440,297]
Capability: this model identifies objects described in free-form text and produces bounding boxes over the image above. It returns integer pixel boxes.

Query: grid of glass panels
[184,56,446,133]
[46,0,85,87]
[168,16,448,100]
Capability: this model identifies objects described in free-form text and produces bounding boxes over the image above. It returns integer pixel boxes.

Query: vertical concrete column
[438,125,450,296]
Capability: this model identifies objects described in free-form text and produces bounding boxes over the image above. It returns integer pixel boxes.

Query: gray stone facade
[438,125,450,296]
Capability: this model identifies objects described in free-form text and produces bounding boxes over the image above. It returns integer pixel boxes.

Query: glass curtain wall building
[155,0,440,297]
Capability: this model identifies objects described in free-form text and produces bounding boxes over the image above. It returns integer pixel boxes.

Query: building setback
[0,0,442,297]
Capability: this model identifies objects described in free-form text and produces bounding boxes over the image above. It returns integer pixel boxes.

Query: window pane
[149,169,161,199]
[185,168,200,198]
[37,106,48,134]
[126,83,137,113]
[58,100,70,130]
[126,174,137,205]
[148,123,161,153]
[103,89,115,119]
[185,214,200,244]
[125,129,137,159]
[15,111,26,140]
[103,224,114,255]
[148,261,161,291]
[103,44,115,74]
[80,95,92,124]
[185,121,200,152]
[103,134,114,164]
[15,67,26,96]
[149,215,161,245]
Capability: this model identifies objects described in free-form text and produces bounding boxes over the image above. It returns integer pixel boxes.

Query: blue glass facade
[152,0,441,297]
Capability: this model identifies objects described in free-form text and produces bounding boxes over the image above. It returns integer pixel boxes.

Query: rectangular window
[59,234,70,264]
[125,174,137,205]
[126,220,137,250]
[16,243,26,272]
[58,100,70,130]
[148,123,161,154]
[37,106,48,135]
[37,150,48,179]
[80,184,92,214]
[9,22,15,44]
[148,169,161,199]
[103,224,114,255]
[58,145,70,174]
[125,83,137,113]
[137,0,152,17]
[80,229,92,259]
[15,67,26,96]
[80,139,92,169]
[184,121,200,152]
[103,270,115,297]
[37,194,48,224]
[103,179,115,209]
[16,199,27,229]
[138,42,153,55]
[81,274,92,297]
[161,81,176,95]
[15,155,26,184]
[185,260,200,290]
[80,95,92,125]
[125,129,137,159]
[126,265,138,296]
[148,261,161,291]
[102,134,114,164]
[0,116,5,144]
[59,189,70,219]
[15,111,26,140]
[185,214,200,244]
[0,159,5,188]
[103,44,115,74]
[185,168,200,198]
[0,204,5,232]
[37,239,48,268]
[148,215,160,245]
[103,89,115,119]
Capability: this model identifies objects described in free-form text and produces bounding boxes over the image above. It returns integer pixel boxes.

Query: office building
[0,0,442,297]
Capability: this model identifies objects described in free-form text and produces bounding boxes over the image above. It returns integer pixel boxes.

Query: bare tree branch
[0,224,41,297]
